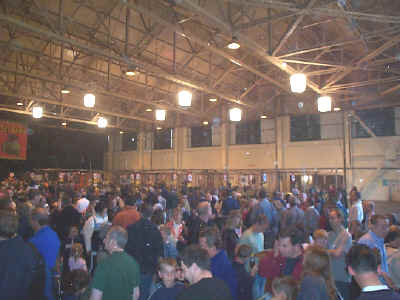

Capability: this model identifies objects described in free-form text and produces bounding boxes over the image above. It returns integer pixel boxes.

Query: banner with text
[0,120,27,160]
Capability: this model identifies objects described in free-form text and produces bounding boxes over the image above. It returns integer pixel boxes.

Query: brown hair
[302,245,337,300]
[158,257,177,271]
[0,209,18,238]
[272,276,298,300]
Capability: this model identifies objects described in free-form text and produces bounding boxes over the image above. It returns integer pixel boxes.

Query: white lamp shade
[178,90,192,107]
[32,106,43,118]
[229,108,242,122]
[155,109,166,121]
[84,93,95,108]
[97,117,108,128]
[317,96,332,112]
[290,73,307,93]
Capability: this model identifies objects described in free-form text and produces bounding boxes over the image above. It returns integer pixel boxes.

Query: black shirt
[357,289,400,300]
[176,278,232,300]
[232,261,254,300]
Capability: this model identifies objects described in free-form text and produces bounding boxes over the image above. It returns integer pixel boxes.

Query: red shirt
[113,207,141,229]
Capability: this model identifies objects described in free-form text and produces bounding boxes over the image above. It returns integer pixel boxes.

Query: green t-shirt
[91,251,140,300]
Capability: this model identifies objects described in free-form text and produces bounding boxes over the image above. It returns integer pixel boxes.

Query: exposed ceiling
[0,0,400,132]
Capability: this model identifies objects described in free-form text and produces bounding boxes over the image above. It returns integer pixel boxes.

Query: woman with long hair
[297,245,339,300]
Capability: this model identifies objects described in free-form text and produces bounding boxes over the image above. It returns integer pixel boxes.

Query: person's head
[71,243,84,258]
[158,257,177,288]
[69,225,79,240]
[385,225,400,247]
[259,189,267,199]
[235,244,252,263]
[104,226,128,253]
[387,213,399,226]
[346,244,379,284]
[328,209,344,231]
[159,225,172,242]
[252,214,269,233]
[95,201,107,217]
[197,202,211,219]
[278,227,305,258]
[225,211,241,230]
[141,203,153,219]
[271,276,298,300]
[63,269,90,294]
[313,229,328,248]
[350,189,360,203]
[0,209,18,239]
[30,207,49,231]
[180,245,210,284]
[199,226,221,257]
[172,208,182,223]
[303,246,336,300]
[370,214,389,239]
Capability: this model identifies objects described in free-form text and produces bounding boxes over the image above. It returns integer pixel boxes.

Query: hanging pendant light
[97,117,108,128]
[32,106,43,118]
[290,73,307,93]
[178,90,192,107]
[84,93,95,108]
[229,108,242,122]
[155,109,166,121]
[317,96,332,112]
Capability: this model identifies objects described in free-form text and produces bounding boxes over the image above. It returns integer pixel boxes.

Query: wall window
[191,126,212,147]
[121,132,137,151]
[154,128,173,150]
[352,108,395,138]
[235,120,261,145]
[290,114,321,141]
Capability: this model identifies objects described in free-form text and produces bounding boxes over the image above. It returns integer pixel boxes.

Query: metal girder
[227,0,400,24]
[177,0,323,94]
[272,0,318,56]
[322,35,400,90]
[0,14,245,108]
[350,110,377,138]
[381,83,400,96]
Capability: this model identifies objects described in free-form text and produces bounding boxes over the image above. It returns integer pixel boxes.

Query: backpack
[27,242,46,300]
[125,218,163,274]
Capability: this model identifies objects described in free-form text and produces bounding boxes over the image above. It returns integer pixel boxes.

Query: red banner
[0,120,27,160]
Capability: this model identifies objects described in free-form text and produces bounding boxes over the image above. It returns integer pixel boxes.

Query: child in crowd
[313,229,328,248]
[68,243,87,272]
[270,276,298,300]
[148,258,185,300]
[160,225,179,259]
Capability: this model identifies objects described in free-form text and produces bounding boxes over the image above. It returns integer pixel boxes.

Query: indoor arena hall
[1,1,400,300]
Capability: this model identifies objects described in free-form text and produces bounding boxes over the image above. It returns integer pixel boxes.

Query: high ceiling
[0,0,400,132]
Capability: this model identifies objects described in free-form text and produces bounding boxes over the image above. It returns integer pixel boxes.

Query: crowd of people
[1,173,400,300]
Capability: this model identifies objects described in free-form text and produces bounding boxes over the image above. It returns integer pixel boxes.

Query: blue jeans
[139,273,153,300]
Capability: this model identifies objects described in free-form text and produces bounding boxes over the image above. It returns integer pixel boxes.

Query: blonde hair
[313,229,328,240]
[71,243,84,258]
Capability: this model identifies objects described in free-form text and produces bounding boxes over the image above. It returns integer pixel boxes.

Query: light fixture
[32,106,43,118]
[61,121,67,126]
[334,107,341,112]
[260,115,267,119]
[84,93,95,108]
[120,131,124,134]
[156,126,162,130]
[155,109,166,121]
[178,90,192,107]
[16,101,23,106]
[97,117,108,128]
[317,96,332,112]
[61,86,71,94]
[145,108,153,112]
[229,108,242,122]
[227,37,240,50]
[203,121,209,125]
[125,66,138,76]
[131,137,135,142]
[281,62,287,69]
[209,98,217,102]
[290,73,307,93]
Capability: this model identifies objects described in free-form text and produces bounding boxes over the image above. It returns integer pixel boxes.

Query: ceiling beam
[177,0,323,94]
[322,34,400,90]
[272,0,318,56]
[0,14,245,107]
